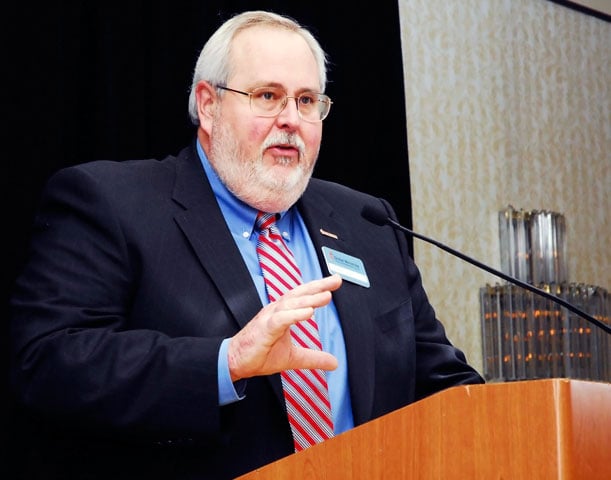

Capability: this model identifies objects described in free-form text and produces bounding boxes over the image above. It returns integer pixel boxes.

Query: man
[9,10,484,480]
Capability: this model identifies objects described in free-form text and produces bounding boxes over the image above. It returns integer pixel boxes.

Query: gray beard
[208,116,318,212]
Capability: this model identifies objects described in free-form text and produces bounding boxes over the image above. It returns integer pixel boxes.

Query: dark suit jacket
[9,140,484,479]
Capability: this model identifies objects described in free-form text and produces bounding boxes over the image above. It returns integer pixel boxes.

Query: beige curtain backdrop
[398,0,610,374]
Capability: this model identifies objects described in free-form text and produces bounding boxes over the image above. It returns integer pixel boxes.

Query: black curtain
[3,0,410,470]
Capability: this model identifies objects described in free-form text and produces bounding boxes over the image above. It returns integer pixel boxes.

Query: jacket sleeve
[9,163,225,442]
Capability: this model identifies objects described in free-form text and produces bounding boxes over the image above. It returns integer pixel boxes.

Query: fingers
[289,347,338,371]
[283,274,342,296]
[265,274,342,329]
[227,275,342,381]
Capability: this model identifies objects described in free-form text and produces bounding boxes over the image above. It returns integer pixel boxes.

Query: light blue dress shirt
[196,142,354,434]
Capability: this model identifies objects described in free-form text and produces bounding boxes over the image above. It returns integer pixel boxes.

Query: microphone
[361,205,611,335]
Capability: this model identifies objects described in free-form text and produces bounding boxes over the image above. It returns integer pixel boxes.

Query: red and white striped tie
[255,211,334,451]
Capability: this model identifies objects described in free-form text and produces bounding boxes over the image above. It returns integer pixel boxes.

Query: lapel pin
[319,228,338,240]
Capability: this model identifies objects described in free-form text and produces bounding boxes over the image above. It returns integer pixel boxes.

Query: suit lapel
[171,145,263,329]
[298,189,376,425]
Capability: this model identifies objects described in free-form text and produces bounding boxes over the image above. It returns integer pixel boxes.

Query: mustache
[261,132,306,157]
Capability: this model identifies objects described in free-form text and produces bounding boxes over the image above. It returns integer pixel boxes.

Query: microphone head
[361,205,389,226]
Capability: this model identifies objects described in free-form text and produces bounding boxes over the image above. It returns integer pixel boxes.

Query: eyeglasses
[216,85,332,122]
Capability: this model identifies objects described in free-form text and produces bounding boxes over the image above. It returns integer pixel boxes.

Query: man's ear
[195,81,217,128]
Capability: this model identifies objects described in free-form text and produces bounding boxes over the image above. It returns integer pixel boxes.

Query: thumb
[289,347,338,371]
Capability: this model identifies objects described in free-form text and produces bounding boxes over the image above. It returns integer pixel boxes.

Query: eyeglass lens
[250,87,330,121]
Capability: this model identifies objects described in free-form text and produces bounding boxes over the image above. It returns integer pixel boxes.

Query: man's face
[207,25,324,213]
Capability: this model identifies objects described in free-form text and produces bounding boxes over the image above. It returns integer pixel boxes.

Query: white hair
[187,10,329,125]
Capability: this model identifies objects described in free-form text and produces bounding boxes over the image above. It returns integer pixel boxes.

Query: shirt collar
[196,140,295,242]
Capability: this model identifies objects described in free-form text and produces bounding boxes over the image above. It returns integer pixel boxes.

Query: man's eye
[299,94,316,105]
[257,90,280,101]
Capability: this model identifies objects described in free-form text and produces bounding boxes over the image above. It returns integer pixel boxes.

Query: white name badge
[322,246,370,288]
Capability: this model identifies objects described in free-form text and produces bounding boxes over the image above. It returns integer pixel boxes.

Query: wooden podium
[237,379,611,479]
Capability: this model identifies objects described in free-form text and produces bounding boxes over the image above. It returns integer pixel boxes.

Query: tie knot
[255,211,278,233]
